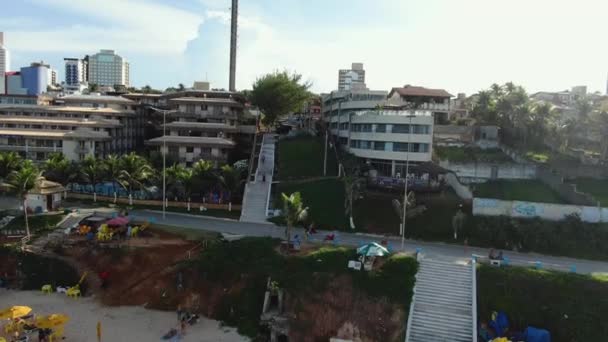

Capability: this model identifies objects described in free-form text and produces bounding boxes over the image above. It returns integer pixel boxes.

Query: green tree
[192,160,216,200]
[117,153,154,197]
[164,164,187,200]
[529,102,555,147]
[88,83,99,92]
[104,154,121,197]
[178,168,196,206]
[81,156,106,202]
[0,152,23,180]
[281,192,308,243]
[218,165,245,202]
[574,97,593,122]
[43,153,77,187]
[178,83,185,91]
[250,71,311,127]
[5,161,43,237]
[592,111,608,160]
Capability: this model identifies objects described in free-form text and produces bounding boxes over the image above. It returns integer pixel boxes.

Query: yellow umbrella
[0,306,32,319]
[36,314,70,328]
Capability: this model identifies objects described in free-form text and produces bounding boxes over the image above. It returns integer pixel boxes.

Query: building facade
[137,90,254,166]
[387,85,452,124]
[0,32,9,94]
[0,94,140,161]
[64,58,88,87]
[338,63,366,91]
[20,62,49,96]
[88,50,130,87]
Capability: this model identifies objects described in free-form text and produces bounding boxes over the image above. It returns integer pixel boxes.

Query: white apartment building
[88,50,130,87]
[0,94,140,161]
[0,32,10,94]
[387,85,452,124]
[64,57,88,88]
[338,63,366,91]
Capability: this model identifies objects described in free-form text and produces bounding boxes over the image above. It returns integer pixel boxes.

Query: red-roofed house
[388,85,453,124]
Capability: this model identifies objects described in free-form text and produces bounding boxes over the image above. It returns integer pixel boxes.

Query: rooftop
[0,105,134,115]
[434,125,474,135]
[0,116,121,127]
[353,109,433,117]
[146,136,236,147]
[0,128,111,140]
[169,97,244,107]
[58,94,135,104]
[164,122,238,131]
[389,85,453,98]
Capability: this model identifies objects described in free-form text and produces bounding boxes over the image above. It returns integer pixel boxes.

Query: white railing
[404,277,417,342]
[471,257,478,342]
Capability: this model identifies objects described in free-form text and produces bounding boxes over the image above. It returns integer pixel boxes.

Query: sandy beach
[0,290,249,342]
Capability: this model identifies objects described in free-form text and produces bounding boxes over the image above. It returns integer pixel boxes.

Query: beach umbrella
[0,306,32,319]
[356,242,390,257]
[36,314,70,328]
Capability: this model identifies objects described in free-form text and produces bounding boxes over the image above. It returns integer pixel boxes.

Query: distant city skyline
[2,0,608,95]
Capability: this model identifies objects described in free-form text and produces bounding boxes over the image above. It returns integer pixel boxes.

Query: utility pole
[401,114,415,249]
[229,0,238,92]
[323,129,328,176]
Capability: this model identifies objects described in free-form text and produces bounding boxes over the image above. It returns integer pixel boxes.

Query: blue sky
[2,0,608,95]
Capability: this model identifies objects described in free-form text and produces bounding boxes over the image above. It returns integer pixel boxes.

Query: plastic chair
[66,287,81,298]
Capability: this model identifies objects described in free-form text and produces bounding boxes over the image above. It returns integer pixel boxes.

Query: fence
[67,193,241,211]
[439,160,537,183]
[473,197,608,223]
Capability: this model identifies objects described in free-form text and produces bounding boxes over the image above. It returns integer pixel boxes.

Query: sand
[0,290,249,342]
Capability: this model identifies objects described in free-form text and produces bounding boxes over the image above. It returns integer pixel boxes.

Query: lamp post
[401,113,416,249]
[149,107,177,220]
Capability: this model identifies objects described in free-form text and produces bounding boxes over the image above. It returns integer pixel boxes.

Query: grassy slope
[478,264,608,341]
[473,180,566,204]
[0,214,65,234]
[277,135,338,179]
[435,146,512,163]
[275,179,349,230]
[573,178,608,206]
[196,237,418,337]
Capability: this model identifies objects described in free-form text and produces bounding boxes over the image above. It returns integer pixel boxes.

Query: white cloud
[7,0,204,55]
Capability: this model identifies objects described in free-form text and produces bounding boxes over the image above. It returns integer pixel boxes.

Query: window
[352,124,372,132]
[201,105,208,110]
[393,142,409,152]
[375,124,386,133]
[374,141,385,150]
[412,125,430,134]
[392,124,410,134]
[186,146,194,153]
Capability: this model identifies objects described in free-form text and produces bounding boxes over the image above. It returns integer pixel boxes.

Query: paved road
[131,209,608,275]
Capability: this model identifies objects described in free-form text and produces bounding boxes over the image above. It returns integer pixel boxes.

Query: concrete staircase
[240,134,276,223]
[405,258,476,342]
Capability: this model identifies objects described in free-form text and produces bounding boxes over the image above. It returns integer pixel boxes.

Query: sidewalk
[240,134,276,223]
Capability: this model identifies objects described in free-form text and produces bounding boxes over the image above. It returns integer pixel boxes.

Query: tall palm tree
[5,161,43,237]
[218,165,245,203]
[178,168,196,210]
[0,152,23,181]
[281,192,308,244]
[104,154,121,198]
[117,153,154,198]
[81,156,105,202]
[43,153,77,188]
[192,159,216,200]
[164,164,187,200]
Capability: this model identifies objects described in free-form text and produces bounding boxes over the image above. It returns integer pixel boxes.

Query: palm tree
[192,160,216,200]
[574,97,593,122]
[104,154,121,199]
[178,168,196,210]
[117,153,154,199]
[343,175,364,227]
[218,165,246,203]
[5,161,43,237]
[43,153,77,192]
[81,156,105,202]
[281,192,308,244]
[0,152,23,181]
[530,102,555,147]
[592,111,608,161]
[164,164,187,200]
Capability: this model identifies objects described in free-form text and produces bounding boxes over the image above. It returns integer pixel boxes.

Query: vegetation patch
[477,264,608,341]
[0,213,64,234]
[277,135,338,179]
[571,178,608,206]
[195,237,418,339]
[473,179,567,204]
[273,179,348,230]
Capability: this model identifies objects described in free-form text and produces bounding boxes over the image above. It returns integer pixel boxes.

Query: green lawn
[572,178,608,206]
[435,146,512,163]
[473,180,566,204]
[0,213,65,234]
[277,135,338,179]
[196,237,417,338]
[478,264,608,341]
[273,179,348,230]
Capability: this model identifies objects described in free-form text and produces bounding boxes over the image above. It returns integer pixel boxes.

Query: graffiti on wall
[512,201,542,217]
[475,198,499,208]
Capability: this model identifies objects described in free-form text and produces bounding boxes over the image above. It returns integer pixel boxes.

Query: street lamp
[149,107,177,220]
[401,113,416,249]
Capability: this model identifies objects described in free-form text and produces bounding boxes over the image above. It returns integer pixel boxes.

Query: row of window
[332,123,431,134]
[349,140,430,153]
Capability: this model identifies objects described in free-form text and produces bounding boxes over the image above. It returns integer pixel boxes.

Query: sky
[2,0,608,96]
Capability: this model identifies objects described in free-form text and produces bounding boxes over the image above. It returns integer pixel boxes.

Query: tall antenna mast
[229,0,238,92]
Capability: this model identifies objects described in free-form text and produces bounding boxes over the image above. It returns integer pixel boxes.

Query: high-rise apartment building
[338,63,366,91]
[88,50,130,87]
[64,58,88,86]
[0,32,10,94]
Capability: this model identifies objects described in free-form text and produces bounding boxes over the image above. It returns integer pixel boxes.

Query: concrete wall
[536,166,598,206]
[439,160,537,183]
[473,197,608,223]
